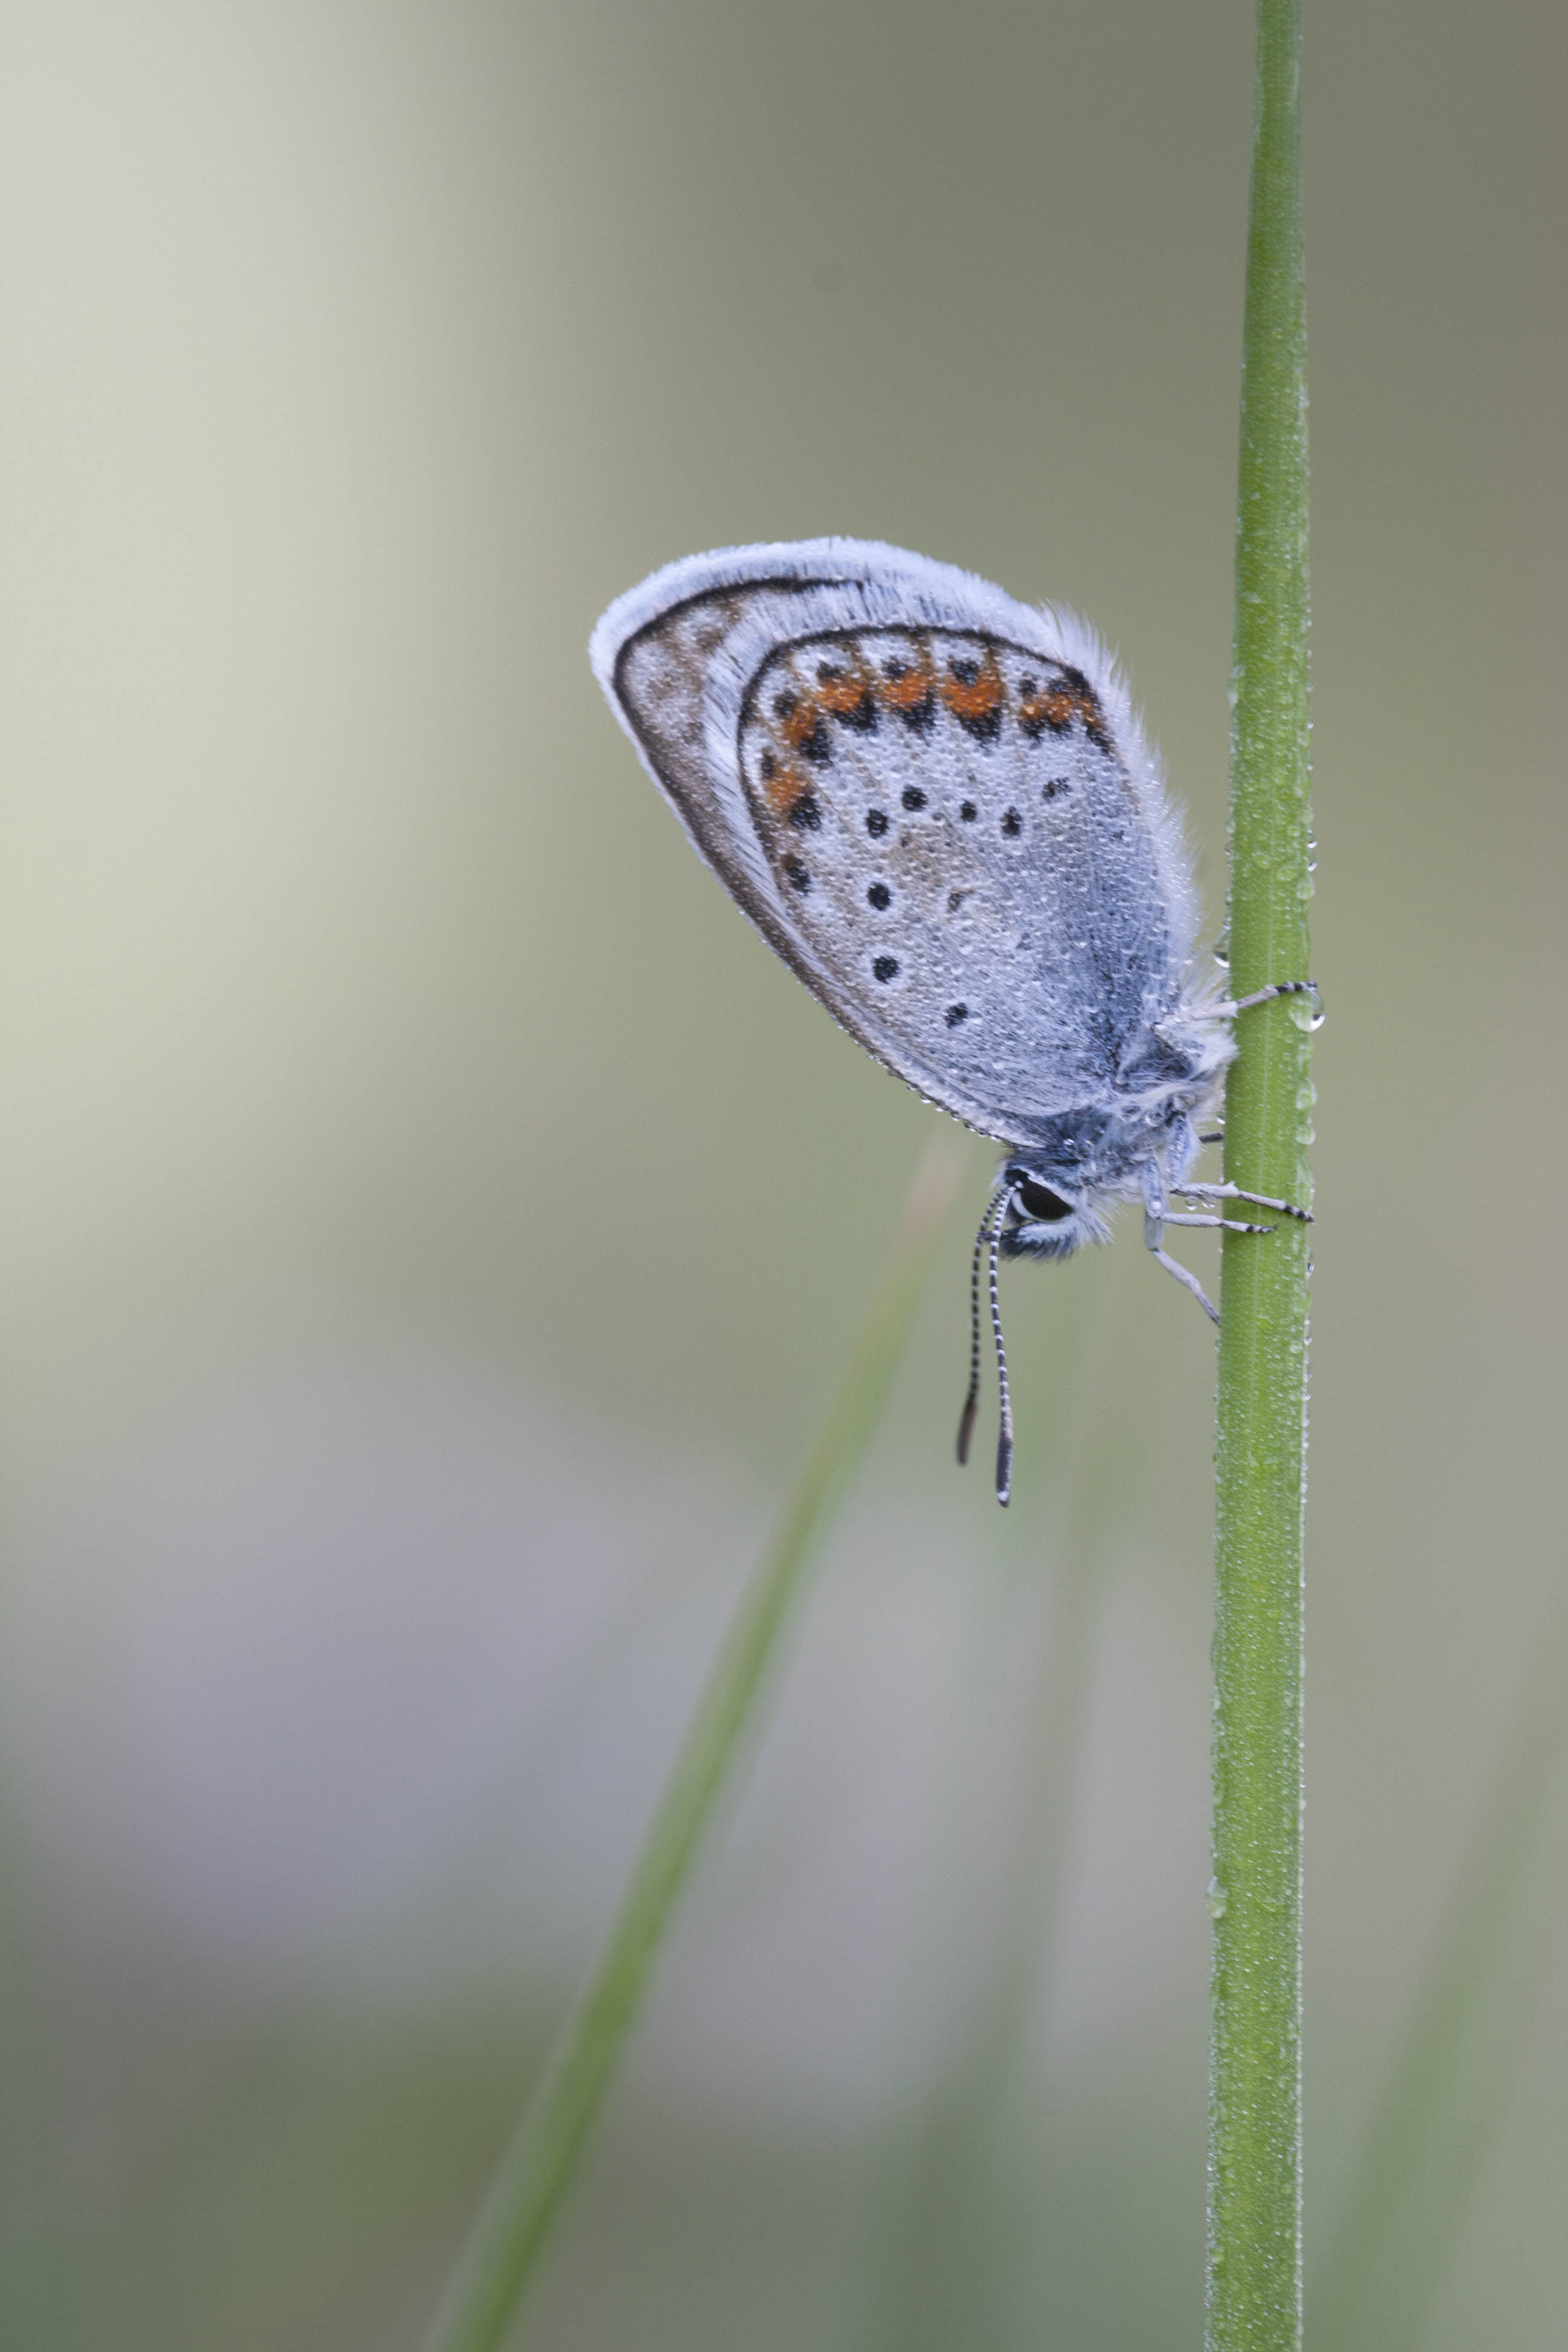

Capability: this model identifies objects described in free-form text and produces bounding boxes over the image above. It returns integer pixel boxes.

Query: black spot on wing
[795,713,832,767]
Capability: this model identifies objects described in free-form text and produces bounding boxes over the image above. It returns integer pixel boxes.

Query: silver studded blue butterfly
[590,540,1311,1501]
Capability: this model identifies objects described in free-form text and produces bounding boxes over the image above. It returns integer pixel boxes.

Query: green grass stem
[422,1134,965,2352]
[1208,0,1313,2344]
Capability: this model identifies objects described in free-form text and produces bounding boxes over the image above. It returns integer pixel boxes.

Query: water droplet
[1207,1877,1228,1919]
[1295,1081,1317,1110]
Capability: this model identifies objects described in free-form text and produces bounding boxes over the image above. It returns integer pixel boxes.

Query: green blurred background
[0,0,1563,2345]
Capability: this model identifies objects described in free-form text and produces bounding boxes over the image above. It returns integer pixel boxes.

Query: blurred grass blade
[1208,0,1312,2345]
[1309,1604,1568,2351]
[422,1134,965,2352]
[869,1245,1151,2352]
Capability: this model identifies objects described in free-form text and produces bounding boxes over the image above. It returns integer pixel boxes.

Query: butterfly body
[592,540,1318,1498]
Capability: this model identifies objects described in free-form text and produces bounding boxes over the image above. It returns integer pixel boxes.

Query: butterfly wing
[590,540,1199,1148]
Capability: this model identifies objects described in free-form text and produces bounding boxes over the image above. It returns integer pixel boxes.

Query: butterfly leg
[1174,1181,1312,1223]
[1163,1211,1276,1234]
[1142,1166,1280,1324]
[1142,1166,1220,1323]
[1205,979,1320,1021]
[1146,1228,1221,1324]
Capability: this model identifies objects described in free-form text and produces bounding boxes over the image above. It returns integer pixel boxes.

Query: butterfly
[590,540,1310,1501]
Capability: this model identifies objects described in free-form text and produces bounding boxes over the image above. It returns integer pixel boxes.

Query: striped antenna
[956,1178,1013,1489]
[988,1197,1015,1505]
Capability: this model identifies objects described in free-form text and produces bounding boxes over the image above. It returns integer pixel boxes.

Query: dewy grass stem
[1207,1,1313,2347]
[423,1135,964,2352]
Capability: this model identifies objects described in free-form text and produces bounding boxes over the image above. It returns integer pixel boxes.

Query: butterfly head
[997,1164,1110,1261]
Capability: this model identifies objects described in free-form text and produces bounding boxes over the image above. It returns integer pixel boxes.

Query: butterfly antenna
[957,1181,1009,1466]
[988,1200,1015,1506]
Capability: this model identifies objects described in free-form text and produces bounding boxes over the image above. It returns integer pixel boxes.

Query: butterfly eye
[1012,1178,1074,1223]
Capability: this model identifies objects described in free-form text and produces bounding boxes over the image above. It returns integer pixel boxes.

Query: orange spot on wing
[817,670,871,717]
[876,653,935,710]
[1021,675,1109,746]
[759,757,806,815]
[779,700,819,749]
[1019,682,1072,731]
[941,651,1004,725]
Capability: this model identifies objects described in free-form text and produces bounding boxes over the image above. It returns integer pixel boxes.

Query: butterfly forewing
[595,546,1193,1147]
